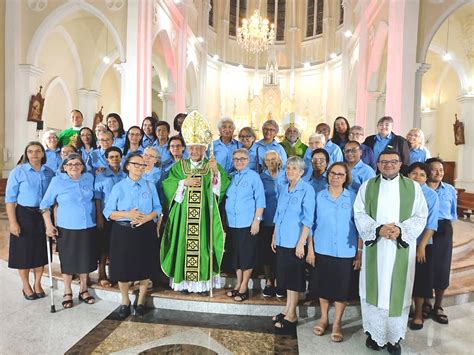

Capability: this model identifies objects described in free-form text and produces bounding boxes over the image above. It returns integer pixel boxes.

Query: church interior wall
[0,0,5,170]
[99,66,121,117]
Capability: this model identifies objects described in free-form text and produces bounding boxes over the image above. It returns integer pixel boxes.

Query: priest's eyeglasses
[379,159,400,165]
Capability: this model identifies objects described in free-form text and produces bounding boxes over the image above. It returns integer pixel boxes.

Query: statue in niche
[92,106,104,131]
[27,86,45,123]
[453,113,465,145]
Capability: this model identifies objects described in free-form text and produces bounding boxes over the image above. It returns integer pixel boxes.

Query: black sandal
[62,293,73,309]
[79,290,95,305]
[274,318,298,332]
[226,289,239,298]
[234,290,249,302]
[432,306,449,324]
[422,303,432,319]
[272,313,285,324]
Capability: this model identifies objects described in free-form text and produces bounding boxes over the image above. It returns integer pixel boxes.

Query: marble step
[451,249,474,277]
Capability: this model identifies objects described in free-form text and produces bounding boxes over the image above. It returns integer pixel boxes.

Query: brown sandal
[62,293,73,309]
[313,322,328,336]
[79,290,95,304]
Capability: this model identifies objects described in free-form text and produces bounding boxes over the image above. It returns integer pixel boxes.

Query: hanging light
[442,19,452,61]
[237,10,275,54]
[103,29,110,64]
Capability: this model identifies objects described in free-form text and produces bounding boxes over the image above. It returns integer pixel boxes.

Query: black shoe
[118,304,131,319]
[365,334,380,351]
[180,289,190,295]
[22,290,38,301]
[276,288,286,298]
[135,304,146,316]
[262,285,276,298]
[198,291,209,297]
[387,342,401,355]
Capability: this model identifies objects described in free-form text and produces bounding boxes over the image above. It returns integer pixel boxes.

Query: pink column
[355,1,369,129]
[384,0,420,134]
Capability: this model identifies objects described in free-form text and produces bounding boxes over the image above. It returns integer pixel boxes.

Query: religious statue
[453,113,465,145]
[27,86,45,123]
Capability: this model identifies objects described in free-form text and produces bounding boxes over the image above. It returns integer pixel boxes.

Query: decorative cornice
[18,64,43,77]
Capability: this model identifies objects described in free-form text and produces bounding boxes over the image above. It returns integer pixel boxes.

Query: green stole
[280,139,308,158]
[364,174,415,317]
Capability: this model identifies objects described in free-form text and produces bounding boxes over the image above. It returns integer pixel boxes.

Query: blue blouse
[433,182,457,221]
[246,143,258,171]
[260,170,286,227]
[113,135,126,150]
[409,147,430,164]
[86,149,108,172]
[80,147,95,165]
[348,160,376,194]
[152,141,172,168]
[45,148,61,171]
[273,179,315,248]
[225,167,266,228]
[373,133,393,161]
[255,139,288,168]
[304,173,328,194]
[40,173,98,229]
[312,188,358,258]
[142,135,156,148]
[6,163,55,207]
[211,138,240,174]
[418,183,439,245]
[324,141,344,165]
[142,166,162,186]
[94,168,127,208]
[103,177,162,221]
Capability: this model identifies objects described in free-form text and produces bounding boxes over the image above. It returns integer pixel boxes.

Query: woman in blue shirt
[76,127,97,164]
[153,121,172,168]
[309,162,359,342]
[40,153,99,309]
[225,148,265,302]
[42,130,61,171]
[271,156,315,332]
[106,113,126,150]
[259,150,285,298]
[304,148,329,193]
[94,146,126,287]
[238,127,258,171]
[141,116,157,148]
[6,142,55,300]
[142,146,162,186]
[122,126,144,161]
[407,162,439,330]
[104,153,162,318]
[407,128,431,164]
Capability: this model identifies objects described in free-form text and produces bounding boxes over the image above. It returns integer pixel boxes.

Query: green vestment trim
[160,159,230,284]
[364,174,415,317]
[280,139,308,158]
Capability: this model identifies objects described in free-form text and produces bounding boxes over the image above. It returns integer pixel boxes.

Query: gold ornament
[181,111,213,147]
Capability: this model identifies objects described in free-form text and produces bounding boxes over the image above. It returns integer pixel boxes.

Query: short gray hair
[349,125,364,134]
[232,148,249,158]
[60,153,85,173]
[262,119,280,134]
[286,156,305,173]
[217,117,236,130]
[308,133,325,145]
[263,150,283,170]
[144,145,161,158]
[42,130,58,147]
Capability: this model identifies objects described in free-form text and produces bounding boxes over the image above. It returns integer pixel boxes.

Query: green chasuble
[280,138,308,158]
[58,127,80,147]
[160,159,230,285]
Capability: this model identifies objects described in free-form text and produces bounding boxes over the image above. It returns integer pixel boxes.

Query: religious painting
[92,106,104,131]
[453,113,465,146]
[27,86,45,123]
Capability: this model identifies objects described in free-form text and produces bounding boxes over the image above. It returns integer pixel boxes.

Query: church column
[121,0,153,127]
[218,16,229,116]
[197,0,211,112]
[340,0,353,119]
[420,109,437,155]
[355,0,370,128]
[412,63,431,128]
[384,0,420,134]
[455,95,474,191]
[159,91,175,125]
[77,89,101,127]
[321,4,335,120]
[366,91,381,134]
[288,0,298,99]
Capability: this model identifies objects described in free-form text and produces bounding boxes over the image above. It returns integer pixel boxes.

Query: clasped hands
[379,223,400,241]
[128,208,150,227]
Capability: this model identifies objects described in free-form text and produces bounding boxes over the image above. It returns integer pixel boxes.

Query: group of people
[6,109,457,354]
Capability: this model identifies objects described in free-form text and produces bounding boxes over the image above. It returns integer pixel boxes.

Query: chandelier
[237,10,275,54]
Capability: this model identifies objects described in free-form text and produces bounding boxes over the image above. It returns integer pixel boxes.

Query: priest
[354,150,427,354]
[160,111,230,295]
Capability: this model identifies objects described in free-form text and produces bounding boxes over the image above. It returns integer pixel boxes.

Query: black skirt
[275,246,306,292]
[97,221,112,255]
[412,244,434,298]
[57,227,98,274]
[310,253,356,302]
[8,205,48,269]
[109,221,160,282]
[432,220,453,290]
[258,225,275,266]
[230,226,258,270]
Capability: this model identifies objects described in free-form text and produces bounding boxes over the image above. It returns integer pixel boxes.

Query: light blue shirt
[80,147,95,165]
[40,173,98,229]
[312,188,358,258]
[225,167,266,228]
[142,135,156,148]
[86,149,108,172]
[260,170,286,226]
[6,163,55,207]
[255,139,288,168]
[153,141,172,168]
[246,143,258,171]
[433,182,457,221]
[409,147,430,164]
[348,160,376,194]
[142,166,162,187]
[324,140,344,166]
[304,172,328,194]
[122,146,144,166]
[373,133,393,161]
[45,148,61,171]
[273,179,315,248]
[113,136,126,150]
[418,183,439,245]
[103,177,162,221]
[211,138,240,174]
[94,167,127,208]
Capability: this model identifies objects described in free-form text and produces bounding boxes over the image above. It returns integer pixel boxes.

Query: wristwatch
[255,216,263,221]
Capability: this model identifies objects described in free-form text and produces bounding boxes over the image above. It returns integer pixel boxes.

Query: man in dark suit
[363,116,410,172]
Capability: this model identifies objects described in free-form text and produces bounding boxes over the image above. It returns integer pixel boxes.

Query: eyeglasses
[350,132,364,137]
[65,163,83,168]
[128,133,142,137]
[264,158,277,163]
[128,162,147,168]
[143,153,158,159]
[233,157,248,162]
[344,148,360,154]
[80,133,92,137]
[263,128,276,132]
[329,171,346,178]
[379,159,400,165]
[47,136,58,140]
[312,158,326,163]
[170,144,183,149]
[239,135,253,139]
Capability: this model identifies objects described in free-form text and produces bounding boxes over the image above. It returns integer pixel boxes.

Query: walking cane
[209,141,214,298]
[46,236,56,313]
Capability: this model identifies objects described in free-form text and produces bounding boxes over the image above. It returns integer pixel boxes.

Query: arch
[91,49,120,90]
[428,43,468,92]
[43,76,73,125]
[186,63,198,110]
[152,30,177,83]
[419,0,470,63]
[366,21,388,92]
[53,26,84,88]
[27,1,125,66]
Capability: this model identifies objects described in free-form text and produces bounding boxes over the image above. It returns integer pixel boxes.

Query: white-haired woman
[42,130,61,171]
[303,133,325,176]
[407,128,431,164]
[212,117,239,174]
